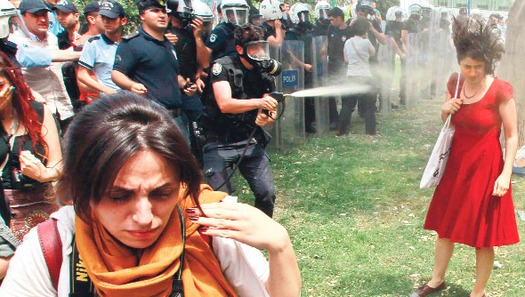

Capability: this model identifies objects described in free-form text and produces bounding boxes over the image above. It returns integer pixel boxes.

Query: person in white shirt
[337,17,378,136]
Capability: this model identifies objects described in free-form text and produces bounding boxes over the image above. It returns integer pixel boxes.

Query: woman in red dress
[412,18,520,297]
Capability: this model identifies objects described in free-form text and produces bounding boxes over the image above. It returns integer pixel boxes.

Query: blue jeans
[203,141,276,217]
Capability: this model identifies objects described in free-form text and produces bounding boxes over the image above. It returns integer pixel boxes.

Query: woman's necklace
[462,79,485,100]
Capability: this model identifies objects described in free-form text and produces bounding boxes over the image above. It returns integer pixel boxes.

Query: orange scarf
[75,184,238,297]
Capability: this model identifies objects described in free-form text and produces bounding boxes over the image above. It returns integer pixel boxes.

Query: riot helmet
[193,0,214,25]
[0,0,17,39]
[260,0,281,21]
[220,0,249,25]
[289,3,310,24]
[386,6,405,22]
[408,4,422,20]
[355,0,375,16]
[315,0,330,21]
[166,0,194,20]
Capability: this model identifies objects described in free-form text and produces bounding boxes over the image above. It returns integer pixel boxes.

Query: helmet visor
[224,7,248,25]
[245,41,271,61]
[318,9,329,20]
[298,11,310,23]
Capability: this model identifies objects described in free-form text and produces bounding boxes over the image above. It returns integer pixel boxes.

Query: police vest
[200,56,274,144]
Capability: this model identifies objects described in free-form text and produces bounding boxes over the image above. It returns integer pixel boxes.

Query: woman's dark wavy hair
[452,16,505,74]
[0,52,46,156]
[57,91,203,222]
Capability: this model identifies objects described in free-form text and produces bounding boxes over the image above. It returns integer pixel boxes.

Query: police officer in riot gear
[205,0,249,62]
[313,0,330,36]
[286,2,316,133]
[399,4,422,106]
[200,23,280,217]
[259,0,285,48]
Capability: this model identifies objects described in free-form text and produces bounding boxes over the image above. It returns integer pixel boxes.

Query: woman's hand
[19,150,45,181]
[442,98,463,115]
[493,173,511,197]
[189,202,302,297]
[188,203,290,252]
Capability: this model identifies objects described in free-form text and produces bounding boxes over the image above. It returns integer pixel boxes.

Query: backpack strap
[38,218,62,291]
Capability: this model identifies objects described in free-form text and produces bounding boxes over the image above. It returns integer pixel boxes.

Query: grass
[233,97,525,296]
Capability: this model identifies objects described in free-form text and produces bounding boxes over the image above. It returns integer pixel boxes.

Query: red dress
[424,75,520,248]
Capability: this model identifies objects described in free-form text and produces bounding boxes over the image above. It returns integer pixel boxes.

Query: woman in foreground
[0,92,301,296]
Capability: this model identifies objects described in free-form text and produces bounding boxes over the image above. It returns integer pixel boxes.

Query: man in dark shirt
[112,0,196,135]
[326,7,352,130]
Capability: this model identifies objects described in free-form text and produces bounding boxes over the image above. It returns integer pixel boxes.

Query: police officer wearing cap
[200,23,281,217]
[112,0,196,136]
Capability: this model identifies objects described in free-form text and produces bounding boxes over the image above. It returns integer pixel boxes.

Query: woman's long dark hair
[0,52,46,154]
[452,17,505,74]
[57,91,203,222]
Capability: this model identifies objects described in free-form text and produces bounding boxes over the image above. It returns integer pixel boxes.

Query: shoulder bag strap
[443,73,462,129]
[38,219,62,291]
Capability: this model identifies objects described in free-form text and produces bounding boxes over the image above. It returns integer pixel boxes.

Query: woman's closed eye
[106,189,133,203]
[149,188,175,200]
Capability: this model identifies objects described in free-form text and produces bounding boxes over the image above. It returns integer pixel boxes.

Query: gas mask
[242,40,282,76]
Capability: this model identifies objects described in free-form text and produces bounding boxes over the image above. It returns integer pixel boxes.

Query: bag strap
[38,219,62,291]
[453,72,461,99]
[69,238,96,297]
[444,72,462,129]
[170,204,185,297]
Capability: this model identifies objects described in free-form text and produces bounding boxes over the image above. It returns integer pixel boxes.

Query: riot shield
[269,40,305,149]
[311,35,330,133]
[405,32,422,108]
[376,38,395,113]
[265,45,283,150]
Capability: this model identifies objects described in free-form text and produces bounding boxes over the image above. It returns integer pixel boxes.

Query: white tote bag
[420,73,460,188]
[419,115,455,188]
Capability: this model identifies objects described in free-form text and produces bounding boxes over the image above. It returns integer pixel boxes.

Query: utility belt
[166,107,183,118]
[204,128,255,144]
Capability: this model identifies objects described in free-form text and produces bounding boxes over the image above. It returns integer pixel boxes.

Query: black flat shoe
[410,281,446,297]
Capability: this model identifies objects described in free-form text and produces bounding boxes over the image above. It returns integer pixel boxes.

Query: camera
[11,169,30,190]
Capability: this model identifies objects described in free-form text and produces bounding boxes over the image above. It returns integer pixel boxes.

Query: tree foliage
[72,0,142,33]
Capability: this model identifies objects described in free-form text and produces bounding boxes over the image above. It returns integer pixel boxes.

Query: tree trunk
[497,0,525,146]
